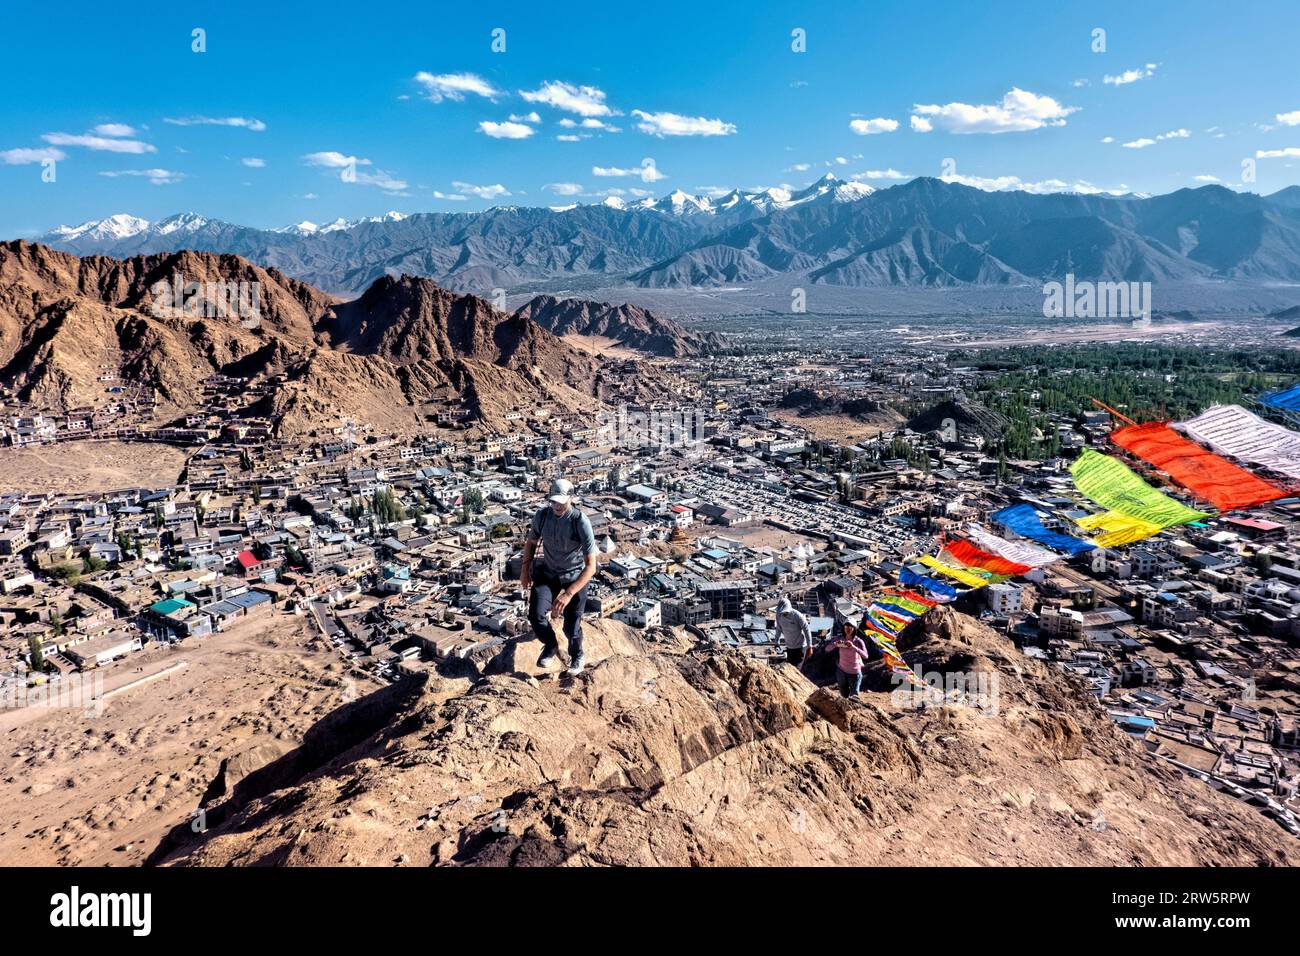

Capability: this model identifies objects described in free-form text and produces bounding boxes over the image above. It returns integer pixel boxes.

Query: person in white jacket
[774,595,812,666]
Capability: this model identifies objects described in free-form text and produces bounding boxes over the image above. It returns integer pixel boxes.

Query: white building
[617,599,662,629]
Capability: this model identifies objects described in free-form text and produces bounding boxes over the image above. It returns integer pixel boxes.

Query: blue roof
[228,591,271,609]
[1112,714,1156,729]
[203,600,242,616]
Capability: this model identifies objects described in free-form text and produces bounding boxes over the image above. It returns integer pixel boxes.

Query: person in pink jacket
[826,627,871,698]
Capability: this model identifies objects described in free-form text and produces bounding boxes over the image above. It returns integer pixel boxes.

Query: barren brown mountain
[149,610,1295,867]
[511,294,727,358]
[0,241,658,437]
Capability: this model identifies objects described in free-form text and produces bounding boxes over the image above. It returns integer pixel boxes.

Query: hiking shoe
[566,654,586,676]
[537,648,558,668]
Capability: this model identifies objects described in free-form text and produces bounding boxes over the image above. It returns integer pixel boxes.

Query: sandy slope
[0,440,189,495]
[0,612,378,866]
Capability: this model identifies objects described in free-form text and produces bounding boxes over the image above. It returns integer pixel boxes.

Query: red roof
[1225,517,1283,532]
[236,549,262,569]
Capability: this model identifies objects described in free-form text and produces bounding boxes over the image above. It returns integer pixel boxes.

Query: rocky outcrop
[512,294,727,357]
[151,614,1297,867]
[780,387,893,422]
[0,242,657,436]
[907,398,1010,442]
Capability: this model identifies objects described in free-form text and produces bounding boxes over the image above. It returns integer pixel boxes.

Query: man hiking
[774,595,812,666]
[520,477,599,676]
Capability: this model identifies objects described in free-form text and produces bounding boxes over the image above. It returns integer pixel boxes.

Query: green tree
[49,562,81,586]
[463,487,486,515]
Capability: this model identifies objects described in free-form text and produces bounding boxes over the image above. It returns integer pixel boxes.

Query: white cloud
[478,120,535,139]
[631,110,736,137]
[413,72,501,102]
[1100,136,1115,143]
[1194,174,1220,182]
[432,190,468,201]
[910,115,933,133]
[1104,63,1158,86]
[241,157,266,167]
[848,117,898,135]
[1278,110,1300,126]
[302,152,403,191]
[99,168,184,185]
[851,168,909,180]
[1071,78,1089,88]
[910,88,1077,134]
[353,170,408,191]
[302,192,319,200]
[43,131,155,154]
[543,182,584,196]
[556,134,584,142]
[452,181,510,199]
[92,123,137,137]
[1257,147,1300,159]
[163,116,266,131]
[941,172,1127,196]
[786,162,812,172]
[520,81,613,117]
[302,151,371,168]
[592,162,667,183]
[509,112,542,123]
[1122,129,1189,149]
[1,147,65,164]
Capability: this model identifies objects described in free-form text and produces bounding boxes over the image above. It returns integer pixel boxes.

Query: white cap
[547,477,575,505]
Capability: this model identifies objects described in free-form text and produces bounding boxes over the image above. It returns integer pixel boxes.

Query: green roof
[151,598,195,615]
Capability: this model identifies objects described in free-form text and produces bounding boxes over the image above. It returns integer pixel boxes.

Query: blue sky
[3,0,1298,235]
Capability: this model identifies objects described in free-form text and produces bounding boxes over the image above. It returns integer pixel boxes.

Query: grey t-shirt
[527,505,598,583]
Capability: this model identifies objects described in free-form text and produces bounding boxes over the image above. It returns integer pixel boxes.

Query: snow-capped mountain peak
[274,211,406,235]
[153,212,210,235]
[47,213,151,243]
[275,221,320,236]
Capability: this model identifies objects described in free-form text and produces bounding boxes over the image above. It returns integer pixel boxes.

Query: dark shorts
[836,668,862,698]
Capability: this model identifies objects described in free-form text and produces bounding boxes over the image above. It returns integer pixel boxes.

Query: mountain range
[31,178,1300,296]
[0,241,673,436]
